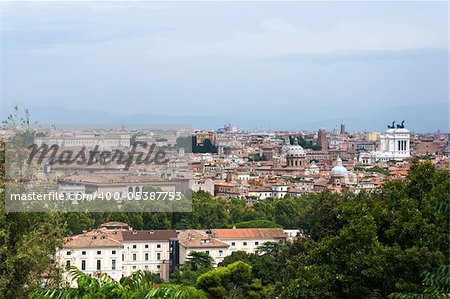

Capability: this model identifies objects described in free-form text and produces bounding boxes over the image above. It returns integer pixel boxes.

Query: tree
[0,107,65,298]
[278,160,449,298]
[389,265,450,299]
[233,220,281,229]
[197,261,263,299]
[32,267,206,299]
[171,252,214,286]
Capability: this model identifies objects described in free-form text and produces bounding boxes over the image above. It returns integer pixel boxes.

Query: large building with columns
[372,125,411,162]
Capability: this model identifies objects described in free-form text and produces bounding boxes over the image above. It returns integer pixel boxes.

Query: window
[255,241,259,246]
[81,260,86,271]
[144,253,149,261]
[132,265,136,269]
[112,250,116,255]
[82,251,86,255]
[243,242,248,246]
[157,265,161,269]
[145,265,149,269]
[97,250,101,255]
[112,259,116,270]
[65,260,70,269]
[66,251,71,256]
[132,254,137,261]
[219,250,223,256]
[156,253,161,260]
[122,254,124,261]
[205,250,210,255]
[96,260,101,270]
[132,245,137,249]
[231,242,235,246]
[145,244,149,249]
[156,244,161,249]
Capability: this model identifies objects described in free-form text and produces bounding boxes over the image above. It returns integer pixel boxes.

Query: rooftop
[210,228,287,240]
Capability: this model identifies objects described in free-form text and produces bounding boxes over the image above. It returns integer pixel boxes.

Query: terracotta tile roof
[210,228,287,240]
[120,230,177,241]
[178,230,229,249]
[63,230,123,249]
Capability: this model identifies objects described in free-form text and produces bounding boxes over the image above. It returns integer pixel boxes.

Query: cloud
[6,15,446,64]
[157,19,445,58]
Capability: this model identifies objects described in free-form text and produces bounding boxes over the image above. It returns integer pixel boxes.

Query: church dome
[330,157,348,176]
[283,144,305,157]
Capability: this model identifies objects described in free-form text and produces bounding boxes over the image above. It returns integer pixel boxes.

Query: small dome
[330,157,348,176]
[283,144,305,157]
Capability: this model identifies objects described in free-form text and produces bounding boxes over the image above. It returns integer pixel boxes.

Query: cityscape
[0,1,448,299]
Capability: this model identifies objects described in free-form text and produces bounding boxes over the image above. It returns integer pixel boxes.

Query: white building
[119,229,176,280]
[209,228,288,256]
[247,186,272,200]
[271,185,288,198]
[372,125,411,162]
[57,222,177,283]
[178,230,229,266]
[35,133,131,149]
[304,161,320,175]
[57,229,124,282]
[178,228,288,266]
[358,152,373,166]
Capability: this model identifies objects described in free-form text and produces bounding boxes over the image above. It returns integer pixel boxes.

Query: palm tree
[32,267,206,299]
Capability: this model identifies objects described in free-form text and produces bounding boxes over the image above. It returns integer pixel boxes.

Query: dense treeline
[59,190,315,236]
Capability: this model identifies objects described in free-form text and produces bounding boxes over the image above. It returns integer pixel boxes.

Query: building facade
[372,125,411,161]
[57,222,177,283]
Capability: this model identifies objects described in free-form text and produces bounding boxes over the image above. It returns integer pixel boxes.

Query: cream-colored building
[57,222,177,283]
[209,228,288,255]
[178,228,288,266]
[178,230,229,265]
[57,228,124,283]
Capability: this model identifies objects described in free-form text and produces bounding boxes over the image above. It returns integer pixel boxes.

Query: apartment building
[57,222,177,282]
[178,228,288,266]
[58,224,290,283]
[210,228,287,255]
[178,230,229,265]
[58,229,124,282]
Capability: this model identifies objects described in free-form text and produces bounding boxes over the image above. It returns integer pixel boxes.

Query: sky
[0,2,448,132]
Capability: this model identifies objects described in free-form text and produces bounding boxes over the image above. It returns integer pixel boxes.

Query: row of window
[132,264,161,270]
[67,250,118,256]
[203,250,223,256]
[66,247,162,256]
[66,259,117,271]
[131,244,162,249]
[131,252,161,261]
[230,241,259,247]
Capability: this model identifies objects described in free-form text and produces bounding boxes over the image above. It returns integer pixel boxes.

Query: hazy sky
[0,2,448,131]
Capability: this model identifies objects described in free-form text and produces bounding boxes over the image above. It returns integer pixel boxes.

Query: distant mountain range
[1,102,448,133]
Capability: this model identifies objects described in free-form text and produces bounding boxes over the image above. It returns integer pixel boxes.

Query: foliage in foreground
[31,267,206,299]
